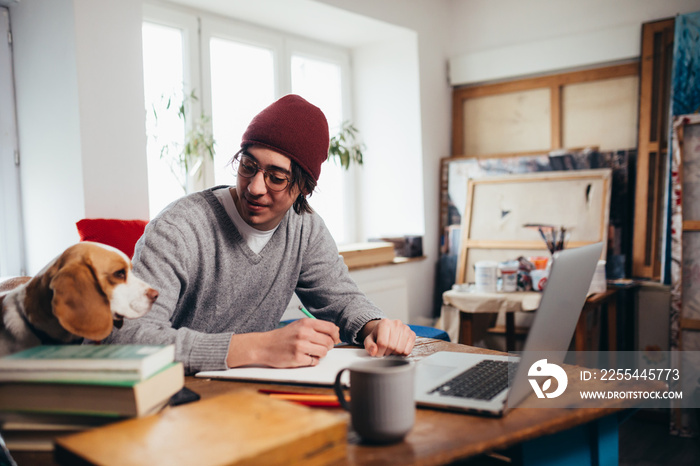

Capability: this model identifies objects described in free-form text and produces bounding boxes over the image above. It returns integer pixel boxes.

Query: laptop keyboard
[429,360,518,401]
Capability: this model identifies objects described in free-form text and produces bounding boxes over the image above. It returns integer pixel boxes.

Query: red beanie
[241,94,329,182]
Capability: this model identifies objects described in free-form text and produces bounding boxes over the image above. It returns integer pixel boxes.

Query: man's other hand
[361,319,416,357]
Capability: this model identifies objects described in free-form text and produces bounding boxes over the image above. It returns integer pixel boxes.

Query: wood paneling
[633,18,675,279]
[452,63,638,157]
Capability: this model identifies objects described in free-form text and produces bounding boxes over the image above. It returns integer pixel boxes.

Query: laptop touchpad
[415,362,455,389]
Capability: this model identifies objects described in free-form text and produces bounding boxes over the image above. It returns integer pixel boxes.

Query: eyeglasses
[233,152,292,192]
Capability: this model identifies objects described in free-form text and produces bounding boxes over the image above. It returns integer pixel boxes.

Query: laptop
[414,242,604,416]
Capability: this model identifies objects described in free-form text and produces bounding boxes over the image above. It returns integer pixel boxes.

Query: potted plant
[328,121,364,170]
[150,89,215,193]
[151,98,360,192]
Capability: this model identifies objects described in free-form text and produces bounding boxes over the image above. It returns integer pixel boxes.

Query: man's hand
[226,318,340,368]
[360,319,415,357]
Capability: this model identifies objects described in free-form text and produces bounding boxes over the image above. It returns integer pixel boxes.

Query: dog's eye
[113,269,127,280]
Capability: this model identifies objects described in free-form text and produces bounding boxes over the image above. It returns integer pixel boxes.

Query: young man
[106,95,415,375]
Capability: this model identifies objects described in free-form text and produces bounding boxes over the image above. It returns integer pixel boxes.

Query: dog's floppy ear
[50,261,113,341]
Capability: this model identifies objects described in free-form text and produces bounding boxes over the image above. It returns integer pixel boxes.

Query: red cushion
[76,219,148,258]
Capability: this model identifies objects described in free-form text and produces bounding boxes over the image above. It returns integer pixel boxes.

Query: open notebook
[195,347,371,386]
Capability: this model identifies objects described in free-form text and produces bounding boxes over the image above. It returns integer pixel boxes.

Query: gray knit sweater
[105,187,385,374]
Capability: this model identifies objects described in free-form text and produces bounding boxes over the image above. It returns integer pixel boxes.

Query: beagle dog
[0,242,158,356]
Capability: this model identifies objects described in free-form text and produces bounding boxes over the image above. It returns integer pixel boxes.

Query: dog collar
[18,310,73,345]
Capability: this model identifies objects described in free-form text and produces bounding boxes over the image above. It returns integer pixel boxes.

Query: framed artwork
[439,149,633,261]
[455,169,612,284]
[434,148,634,316]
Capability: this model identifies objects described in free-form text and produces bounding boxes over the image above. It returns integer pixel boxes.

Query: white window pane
[142,22,186,218]
[210,38,275,186]
[0,9,23,275]
[291,55,347,243]
[311,161,347,242]
[291,56,342,129]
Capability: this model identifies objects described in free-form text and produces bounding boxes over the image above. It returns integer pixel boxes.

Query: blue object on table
[279,320,450,342]
[408,325,450,342]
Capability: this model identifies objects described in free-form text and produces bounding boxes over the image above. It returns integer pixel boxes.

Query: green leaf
[327,120,364,171]
[147,87,217,193]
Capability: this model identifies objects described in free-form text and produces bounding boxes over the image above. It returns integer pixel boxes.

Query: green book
[0,362,184,418]
[0,345,175,383]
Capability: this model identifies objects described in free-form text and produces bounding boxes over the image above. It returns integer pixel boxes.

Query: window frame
[286,36,356,243]
[0,6,25,276]
[143,5,356,242]
[142,4,204,203]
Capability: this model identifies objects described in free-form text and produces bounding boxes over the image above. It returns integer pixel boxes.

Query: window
[208,38,275,187]
[0,7,25,276]
[290,53,349,243]
[142,21,187,218]
[143,7,354,243]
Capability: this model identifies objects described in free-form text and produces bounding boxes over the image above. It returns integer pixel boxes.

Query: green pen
[299,305,316,319]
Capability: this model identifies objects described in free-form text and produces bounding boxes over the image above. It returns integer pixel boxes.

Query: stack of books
[0,345,183,452]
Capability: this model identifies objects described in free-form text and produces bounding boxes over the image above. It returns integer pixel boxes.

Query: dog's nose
[147,288,159,302]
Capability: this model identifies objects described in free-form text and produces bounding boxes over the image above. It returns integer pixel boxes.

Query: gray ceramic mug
[333,357,415,444]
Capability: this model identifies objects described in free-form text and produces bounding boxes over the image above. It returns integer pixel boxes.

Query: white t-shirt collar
[214,187,278,254]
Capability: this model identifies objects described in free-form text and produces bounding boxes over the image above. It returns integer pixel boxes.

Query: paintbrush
[524,223,555,253]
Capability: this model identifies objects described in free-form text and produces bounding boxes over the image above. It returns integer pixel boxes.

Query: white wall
[448,0,700,85]
[11,0,148,273]
[353,35,425,240]
[320,0,453,324]
[11,0,85,273]
[73,0,150,220]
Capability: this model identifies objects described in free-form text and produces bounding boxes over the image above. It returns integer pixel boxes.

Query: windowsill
[347,255,426,272]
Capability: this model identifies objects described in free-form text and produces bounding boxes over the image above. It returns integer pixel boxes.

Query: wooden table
[440,289,542,351]
[11,337,656,465]
[441,288,618,353]
[186,338,655,465]
[576,289,618,353]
